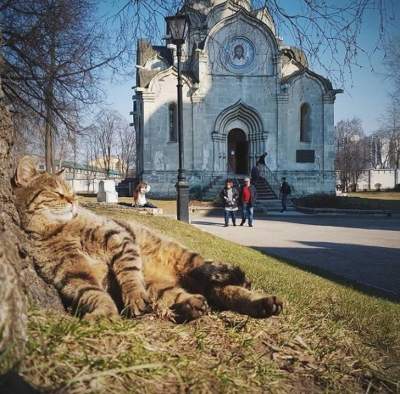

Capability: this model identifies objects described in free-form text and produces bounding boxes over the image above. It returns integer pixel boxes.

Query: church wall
[136,3,337,198]
[276,75,336,195]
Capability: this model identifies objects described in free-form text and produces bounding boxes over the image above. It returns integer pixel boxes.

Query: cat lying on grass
[13,156,282,323]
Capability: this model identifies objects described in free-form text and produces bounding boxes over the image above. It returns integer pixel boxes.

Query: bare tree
[117,123,136,178]
[335,118,369,192]
[378,96,400,169]
[1,0,124,172]
[91,110,125,178]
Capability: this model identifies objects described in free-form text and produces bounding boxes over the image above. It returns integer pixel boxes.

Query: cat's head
[13,156,78,236]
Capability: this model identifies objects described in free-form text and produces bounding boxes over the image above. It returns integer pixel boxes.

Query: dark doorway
[227,129,248,174]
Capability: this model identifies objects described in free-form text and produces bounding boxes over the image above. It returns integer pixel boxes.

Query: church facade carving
[133,0,342,197]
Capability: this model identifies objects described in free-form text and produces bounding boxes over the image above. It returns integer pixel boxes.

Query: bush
[374,183,382,191]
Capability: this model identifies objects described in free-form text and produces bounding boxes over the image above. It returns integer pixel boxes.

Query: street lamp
[165,13,190,222]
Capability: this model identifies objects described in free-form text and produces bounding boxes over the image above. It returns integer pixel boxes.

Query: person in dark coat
[220,179,239,227]
[257,152,268,166]
[239,177,257,227]
[250,164,260,182]
[279,177,291,212]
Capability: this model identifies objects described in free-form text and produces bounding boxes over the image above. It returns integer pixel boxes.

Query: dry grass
[295,193,400,211]
[348,192,400,201]
[19,205,400,393]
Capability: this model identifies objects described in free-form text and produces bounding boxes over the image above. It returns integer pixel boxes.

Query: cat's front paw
[123,288,150,317]
[84,304,119,321]
[171,294,209,324]
[248,295,283,318]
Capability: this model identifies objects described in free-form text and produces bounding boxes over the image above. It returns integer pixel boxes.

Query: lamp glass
[165,14,189,43]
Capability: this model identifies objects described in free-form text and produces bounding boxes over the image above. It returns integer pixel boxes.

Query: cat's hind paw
[248,295,283,318]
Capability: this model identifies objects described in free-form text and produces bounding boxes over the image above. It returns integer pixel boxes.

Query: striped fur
[13,157,282,322]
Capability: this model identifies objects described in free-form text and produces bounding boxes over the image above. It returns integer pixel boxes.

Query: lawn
[18,205,400,393]
[348,191,400,201]
[295,192,400,212]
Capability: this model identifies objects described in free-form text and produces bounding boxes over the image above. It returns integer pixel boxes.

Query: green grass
[19,205,400,393]
[295,193,400,211]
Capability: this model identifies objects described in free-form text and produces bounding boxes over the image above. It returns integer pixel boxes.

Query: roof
[281,68,333,92]
[152,45,173,65]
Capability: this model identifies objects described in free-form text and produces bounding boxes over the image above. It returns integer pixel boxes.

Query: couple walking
[220,178,256,227]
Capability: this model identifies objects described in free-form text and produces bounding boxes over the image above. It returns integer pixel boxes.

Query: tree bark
[0,68,63,373]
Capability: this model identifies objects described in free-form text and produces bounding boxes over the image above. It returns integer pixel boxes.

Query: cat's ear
[14,156,39,187]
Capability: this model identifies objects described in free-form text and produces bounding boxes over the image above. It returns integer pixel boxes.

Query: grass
[294,192,400,211]
[348,192,400,201]
[18,205,400,393]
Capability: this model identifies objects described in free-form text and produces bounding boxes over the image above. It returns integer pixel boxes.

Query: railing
[259,165,281,197]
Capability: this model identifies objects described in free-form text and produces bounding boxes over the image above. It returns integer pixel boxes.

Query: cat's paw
[124,288,150,317]
[84,304,119,321]
[171,294,209,324]
[248,295,283,318]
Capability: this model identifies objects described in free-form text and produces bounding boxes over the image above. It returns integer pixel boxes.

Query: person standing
[240,177,257,227]
[279,177,291,212]
[220,179,239,227]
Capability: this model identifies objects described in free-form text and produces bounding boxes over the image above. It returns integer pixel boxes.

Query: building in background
[133,0,342,197]
[34,155,122,194]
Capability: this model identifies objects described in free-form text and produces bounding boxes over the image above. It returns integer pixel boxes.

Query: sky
[98,1,400,136]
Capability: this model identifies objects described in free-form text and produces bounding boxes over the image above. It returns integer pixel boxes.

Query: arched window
[300,103,311,143]
[168,103,177,142]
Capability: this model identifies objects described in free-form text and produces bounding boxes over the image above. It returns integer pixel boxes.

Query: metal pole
[176,43,189,222]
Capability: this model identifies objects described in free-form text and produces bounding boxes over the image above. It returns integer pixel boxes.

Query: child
[133,182,157,208]
[220,179,239,227]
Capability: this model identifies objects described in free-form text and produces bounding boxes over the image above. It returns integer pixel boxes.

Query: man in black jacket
[279,177,291,212]
[239,177,257,227]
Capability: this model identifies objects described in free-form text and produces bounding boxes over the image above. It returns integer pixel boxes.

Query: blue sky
[99,1,400,135]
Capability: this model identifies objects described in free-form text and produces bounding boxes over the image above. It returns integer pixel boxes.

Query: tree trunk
[0,71,63,373]
[45,115,55,173]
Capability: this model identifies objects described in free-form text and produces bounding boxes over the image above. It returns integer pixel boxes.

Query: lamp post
[165,14,190,222]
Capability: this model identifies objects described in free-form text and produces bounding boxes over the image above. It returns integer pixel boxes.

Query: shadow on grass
[251,241,400,302]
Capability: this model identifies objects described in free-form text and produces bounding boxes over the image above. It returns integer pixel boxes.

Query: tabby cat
[13,156,282,323]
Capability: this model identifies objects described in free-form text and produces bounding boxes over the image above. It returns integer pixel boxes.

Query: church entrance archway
[227,129,248,174]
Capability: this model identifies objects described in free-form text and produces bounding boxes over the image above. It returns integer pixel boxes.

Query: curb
[295,206,393,216]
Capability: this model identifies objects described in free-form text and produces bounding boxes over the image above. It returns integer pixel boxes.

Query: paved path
[191,213,400,301]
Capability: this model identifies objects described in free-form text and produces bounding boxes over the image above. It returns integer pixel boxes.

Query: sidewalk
[191,213,400,300]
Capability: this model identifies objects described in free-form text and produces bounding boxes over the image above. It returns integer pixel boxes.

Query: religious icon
[233,44,244,60]
[222,36,255,72]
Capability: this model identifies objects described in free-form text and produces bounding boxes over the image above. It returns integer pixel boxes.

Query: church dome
[212,0,251,11]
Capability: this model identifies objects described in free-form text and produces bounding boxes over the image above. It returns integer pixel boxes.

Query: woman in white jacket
[132,182,157,208]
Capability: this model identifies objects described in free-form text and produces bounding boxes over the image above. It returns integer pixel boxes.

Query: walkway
[191,213,400,301]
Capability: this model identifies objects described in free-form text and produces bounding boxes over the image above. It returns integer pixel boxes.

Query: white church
[133,0,342,198]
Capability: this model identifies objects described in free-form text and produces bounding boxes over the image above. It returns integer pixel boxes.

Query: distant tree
[378,96,400,169]
[117,123,136,178]
[335,118,369,192]
[91,110,128,178]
